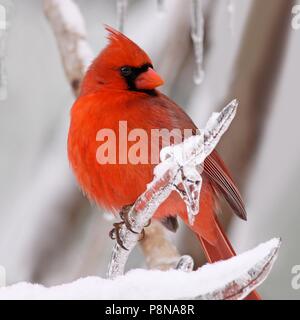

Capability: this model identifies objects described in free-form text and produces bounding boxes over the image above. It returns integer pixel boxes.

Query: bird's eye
[120,66,132,77]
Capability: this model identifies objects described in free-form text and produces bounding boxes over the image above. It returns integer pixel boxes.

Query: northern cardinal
[68,27,260,300]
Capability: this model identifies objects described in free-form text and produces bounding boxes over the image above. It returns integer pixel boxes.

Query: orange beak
[135,68,164,90]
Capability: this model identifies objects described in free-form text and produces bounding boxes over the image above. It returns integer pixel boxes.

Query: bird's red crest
[80,26,153,95]
[103,25,152,68]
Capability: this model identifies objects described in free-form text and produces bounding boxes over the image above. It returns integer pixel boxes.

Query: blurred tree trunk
[215,0,295,234]
[219,0,295,190]
[180,0,294,266]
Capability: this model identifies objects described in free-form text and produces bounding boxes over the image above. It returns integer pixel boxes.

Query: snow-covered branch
[0,238,280,300]
[108,100,238,279]
[43,0,93,96]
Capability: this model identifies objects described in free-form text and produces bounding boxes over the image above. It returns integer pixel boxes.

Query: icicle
[191,0,205,85]
[227,0,235,36]
[116,0,127,33]
[203,99,238,155]
[178,172,202,225]
[176,255,194,272]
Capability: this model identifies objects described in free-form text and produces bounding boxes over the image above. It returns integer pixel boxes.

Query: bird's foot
[119,204,151,237]
[119,204,136,232]
[109,221,129,250]
[109,205,152,248]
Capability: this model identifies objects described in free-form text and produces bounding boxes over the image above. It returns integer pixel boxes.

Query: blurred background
[0,0,299,299]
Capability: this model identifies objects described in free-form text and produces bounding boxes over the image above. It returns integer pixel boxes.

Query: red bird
[68,27,260,299]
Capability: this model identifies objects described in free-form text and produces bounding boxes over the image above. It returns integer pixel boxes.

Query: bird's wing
[147,93,247,221]
[204,151,247,220]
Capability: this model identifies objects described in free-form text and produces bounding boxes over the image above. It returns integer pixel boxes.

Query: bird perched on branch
[68,26,260,300]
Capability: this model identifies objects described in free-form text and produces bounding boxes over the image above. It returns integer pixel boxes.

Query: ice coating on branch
[155,99,238,225]
[203,99,238,154]
[108,100,238,279]
[158,135,204,225]
[116,0,127,33]
[191,0,205,85]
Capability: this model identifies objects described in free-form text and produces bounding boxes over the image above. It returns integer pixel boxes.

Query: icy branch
[0,238,280,300]
[108,100,238,279]
[191,0,205,84]
[43,0,93,96]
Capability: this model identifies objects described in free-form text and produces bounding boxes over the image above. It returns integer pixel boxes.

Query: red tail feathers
[197,218,261,300]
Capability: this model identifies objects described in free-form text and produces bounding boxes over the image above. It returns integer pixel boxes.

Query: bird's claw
[144,219,151,228]
[119,205,139,234]
[138,219,151,241]
[109,205,152,248]
[109,221,129,250]
[109,227,116,240]
[120,204,151,234]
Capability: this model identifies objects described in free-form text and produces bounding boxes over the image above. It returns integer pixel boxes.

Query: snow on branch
[43,0,93,96]
[108,99,238,279]
[0,238,280,300]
